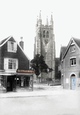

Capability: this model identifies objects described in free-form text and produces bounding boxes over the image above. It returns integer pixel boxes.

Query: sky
[0,0,80,59]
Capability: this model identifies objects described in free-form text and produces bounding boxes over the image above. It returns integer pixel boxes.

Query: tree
[31,54,53,78]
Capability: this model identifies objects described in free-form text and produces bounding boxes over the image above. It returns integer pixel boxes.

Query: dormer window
[7,41,17,52]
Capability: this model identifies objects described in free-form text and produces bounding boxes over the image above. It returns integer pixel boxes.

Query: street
[0,85,80,115]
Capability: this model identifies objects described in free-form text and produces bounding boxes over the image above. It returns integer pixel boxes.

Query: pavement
[1,83,80,115]
[0,83,63,98]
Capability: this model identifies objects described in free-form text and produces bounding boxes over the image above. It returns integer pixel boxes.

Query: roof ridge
[0,36,30,61]
[0,36,13,47]
[72,37,80,40]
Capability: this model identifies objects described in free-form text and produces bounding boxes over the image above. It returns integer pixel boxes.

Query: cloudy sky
[0,0,80,59]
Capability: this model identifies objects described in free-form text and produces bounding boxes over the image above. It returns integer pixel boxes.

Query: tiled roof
[0,36,30,60]
[61,46,66,54]
[62,37,80,59]
[60,46,66,60]
[61,46,66,55]
[73,37,80,48]
[0,36,10,45]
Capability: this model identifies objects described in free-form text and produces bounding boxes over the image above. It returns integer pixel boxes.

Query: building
[55,58,61,80]
[34,11,55,81]
[60,37,80,90]
[0,36,34,92]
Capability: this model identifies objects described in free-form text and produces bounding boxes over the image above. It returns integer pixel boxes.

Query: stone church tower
[34,11,55,81]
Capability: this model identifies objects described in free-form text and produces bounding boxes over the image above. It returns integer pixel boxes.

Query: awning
[0,72,16,76]
[16,72,34,76]
[0,69,34,76]
[0,72,34,76]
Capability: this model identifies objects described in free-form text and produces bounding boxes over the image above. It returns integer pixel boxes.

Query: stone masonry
[34,11,55,81]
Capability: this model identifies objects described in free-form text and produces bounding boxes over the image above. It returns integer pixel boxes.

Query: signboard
[17,69,35,73]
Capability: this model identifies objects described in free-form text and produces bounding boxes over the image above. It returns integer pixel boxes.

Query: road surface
[0,85,80,115]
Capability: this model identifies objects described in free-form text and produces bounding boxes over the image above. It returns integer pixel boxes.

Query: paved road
[0,85,80,115]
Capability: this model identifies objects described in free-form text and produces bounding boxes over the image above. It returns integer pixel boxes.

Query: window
[4,58,18,70]
[70,45,75,52]
[70,58,76,66]
[7,41,17,52]
[43,30,45,38]
[8,59,16,69]
[46,31,49,38]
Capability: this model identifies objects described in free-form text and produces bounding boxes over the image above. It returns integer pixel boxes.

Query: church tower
[34,11,55,81]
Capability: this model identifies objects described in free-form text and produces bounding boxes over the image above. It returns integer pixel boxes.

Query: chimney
[19,37,24,50]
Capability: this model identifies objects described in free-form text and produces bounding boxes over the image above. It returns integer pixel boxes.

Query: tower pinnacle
[46,16,48,25]
[50,12,53,26]
[36,16,38,26]
[38,10,42,26]
[39,10,41,19]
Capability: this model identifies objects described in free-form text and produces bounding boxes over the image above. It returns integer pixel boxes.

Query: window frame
[4,58,18,71]
[7,41,17,53]
[70,57,76,66]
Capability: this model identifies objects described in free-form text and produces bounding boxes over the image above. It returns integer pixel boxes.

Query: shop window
[70,58,76,66]
[7,41,17,52]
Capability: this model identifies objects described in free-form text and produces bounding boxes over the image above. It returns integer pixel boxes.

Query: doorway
[70,74,76,90]
[7,76,14,92]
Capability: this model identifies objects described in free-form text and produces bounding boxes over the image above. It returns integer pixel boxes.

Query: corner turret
[38,10,42,26]
[50,13,53,26]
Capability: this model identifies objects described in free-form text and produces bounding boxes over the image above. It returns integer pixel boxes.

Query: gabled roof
[63,37,80,59]
[0,36,11,46]
[73,37,80,48]
[60,46,66,60]
[0,36,30,61]
[0,38,7,45]
[61,46,66,55]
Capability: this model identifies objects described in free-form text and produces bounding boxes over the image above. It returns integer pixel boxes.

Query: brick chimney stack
[19,37,24,50]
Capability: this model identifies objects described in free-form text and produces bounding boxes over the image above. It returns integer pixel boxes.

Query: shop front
[0,70,34,92]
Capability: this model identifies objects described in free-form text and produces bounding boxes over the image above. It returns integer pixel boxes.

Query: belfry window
[46,31,49,38]
[43,30,45,38]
